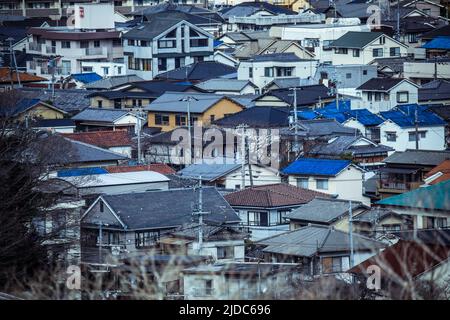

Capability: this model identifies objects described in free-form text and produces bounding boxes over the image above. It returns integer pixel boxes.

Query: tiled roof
[329,31,385,49]
[357,78,410,91]
[213,106,289,128]
[106,164,176,175]
[71,108,130,122]
[424,160,450,185]
[419,80,450,103]
[224,183,328,208]
[62,130,132,148]
[248,52,306,62]
[156,61,236,82]
[0,67,46,84]
[195,79,255,92]
[282,158,352,176]
[384,149,450,166]
[262,84,332,107]
[84,75,144,90]
[178,161,241,181]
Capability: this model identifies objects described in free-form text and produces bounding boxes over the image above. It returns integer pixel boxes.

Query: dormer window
[379,36,385,44]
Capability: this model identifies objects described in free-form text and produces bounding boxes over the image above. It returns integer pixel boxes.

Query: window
[158,58,167,71]
[397,91,409,103]
[158,40,175,48]
[276,67,294,77]
[128,39,135,46]
[102,67,109,76]
[275,210,290,225]
[93,40,100,48]
[209,115,215,123]
[62,41,71,49]
[189,28,201,37]
[408,33,418,43]
[80,41,89,49]
[335,48,348,54]
[117,66,122,74]
[217,246,234,259]
[132,99,142,107]
[346,73,352,79]
[175,57,184,69]
[322,257,346,273]
[190,39,208,47]
[97,100,103,108]
[386,131,397,142]
[382,224,401,232]
[114,100,121,109]
[204,280,213,295]
[193,56,204,63]
[264,67,274,77]
[248,211,269,227]
[367,92,373,101]
[175,114,186,126]
[390,47,400,57]
[373,48,383,57]
[409,131,426,142]
[316,178,328,190]
[166,29,177,38]
[248,67,253,78]
[296,177,309,189]
[135,231,159,248]
[353,49,360,57]
[99,201,104,212]
[155,114,170,126]
[82,66,93,72]
[363,69,368,75]
[379,36,385,44]
[140,40,149,47]
[374,92,381,101]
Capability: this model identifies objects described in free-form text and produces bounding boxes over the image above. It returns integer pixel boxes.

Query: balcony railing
[377,180,421,192]
[28,42,42,52]
[46,46,56,54]
[86,47,104,56]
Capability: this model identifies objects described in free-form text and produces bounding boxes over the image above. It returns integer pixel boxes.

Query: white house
[353,78,420,113]
[270,23,371,63]
[122,18,214,80]
[237,52,318,89]
[378,105,447,151]
[283,158,369,204]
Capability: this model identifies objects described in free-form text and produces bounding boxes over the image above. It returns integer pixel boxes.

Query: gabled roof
[168,223,247,241]
[10,98,67,117]
[258,225,384,257]
[70,72,102,84]
[144,92,243,113]
[284,119,357,137]
[419,79,450,102]
[286,198,367,223]
[383,149,450,166]
[156,62,237,82]
[213,106,289,128]
[106,164,175,175]
[194,79,256,92]
[84,188,240,230]
[427,104,450,121]
[62,130,132,148]
[263,77,315,90]
[357,78,417,91]
[424,160,450,185]
[224,183,328,208]
[61,171,169,188]
[420,25,450,40]
[0,67,46,84]
[71,108,132,123]
[247,52,307,63]
[351,207,401,223]
[309,135,393,157]
[281,158,353,176]
[177,161,242,182]
[84,75,144,90]
[377,180,450,211]
[422,36,450,50]
[379,104,446,128]
[329,31,385,49]
[220,1,296,19]
[260,84,332,107]
[123,18,182,41]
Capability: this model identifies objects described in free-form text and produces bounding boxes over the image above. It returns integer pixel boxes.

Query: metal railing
[86,47,104,56]
[28,42,42,52]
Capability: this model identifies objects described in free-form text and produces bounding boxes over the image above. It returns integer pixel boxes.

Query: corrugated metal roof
[71,108,129,122]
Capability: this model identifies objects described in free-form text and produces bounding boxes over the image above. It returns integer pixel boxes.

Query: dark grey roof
[330,31,385,49]
[384,149,450,166]
[100,188,240,230]
[352,207,401,223]
[286,198,366,224]
[220,2,296,19]
[288,119,357,137]
[261,84,332,107]
[17,88,90,115]
[213,106,290,128]
[427,104,450,121]
[71,108,130,123]
[156,61,236,82]
[123,18,182,41]
[258,225,384,257]
[264,77,316,90]
[178,161,241,182]
[419,80,450,103]
[169,223,247,241]
[309,136,393,157]
[195,79,256,92]
[248,52,306,62]
[84,75,144,90]
[357,78,410,91]
[371,57,408,73]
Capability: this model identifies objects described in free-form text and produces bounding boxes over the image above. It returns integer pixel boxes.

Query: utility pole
[289,87,299,153]
[193,175,209,254]
[98,223,103,264]
[349,200,354,268]
[136,109,143,164]
[434,56,438,80]
[415,104,419,150]
[396,0,400,40]
[236,123,248,189]
[180,96,199,164]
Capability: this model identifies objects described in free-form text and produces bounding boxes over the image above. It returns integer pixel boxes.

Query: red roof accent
[106,164,176,175]
[0,67,46,84]
[224,183,330,208]
[62,130,132,148]
[349,240,450,280]
[424,160,450,185]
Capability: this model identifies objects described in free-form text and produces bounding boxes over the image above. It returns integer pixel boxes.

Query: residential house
[6,98,68,122]
[314,64,378,91]
[224,183,328,240]
[377,180,450,230]
[105,163,176,175]
[80,187,241,254]
[255,224,384,276]
[32,118,76,134]
[270,22,371,63]
[421,36,450,59]
[254,84,333,108]
[177,161,281,190]
[350,207,407,237]
[376,149,450,199]
[144,92,245,132]
[424,160,450,185]
[378,104,446,151]
[354,78,419,113]
[122,16,214,80]
[160,224,248,262]
[62,130,133,157]
[155,61,237,83]
[71,108,145,133]
[182,262,302,300]
[286,197,368,232]
[329,32,408,65]
[369,57,408,78]
[0,67,46,90]
[58,171,170,196]
[194,79,258,95]
[237,53,318,89]
[404,58,450,85]
[427,104,450,147]
[84,75,144,91]
[213,50,239,67]
[262,77,316,92]
[419,80,450,105]
[282,157,369,204]
[218,30,271,47]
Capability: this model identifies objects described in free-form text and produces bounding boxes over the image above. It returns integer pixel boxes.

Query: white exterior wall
[81,61,126,77]
[224,166,281,190]
[189,240,245,262]
[237,59,318,89]
[384,207,450,231]
[109,146,132,158]
[287,166,369,204]
[378,121,446,151]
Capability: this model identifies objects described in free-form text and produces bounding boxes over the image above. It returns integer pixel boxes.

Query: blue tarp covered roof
[422,37,450,50]
[282,158,351,176]
[323,100,351,111]
[380,104,446,127]
[71,72,102,84]
[57,167,108,177]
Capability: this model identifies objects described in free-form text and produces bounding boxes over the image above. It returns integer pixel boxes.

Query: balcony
[46,46,56,54]
[86,47,105,56]
[377,179,422,194]
[229,13,323,26]
[28,42,42,52]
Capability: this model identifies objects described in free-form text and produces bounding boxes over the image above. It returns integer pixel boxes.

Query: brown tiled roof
[106,164,176,175]
[62,130,132,148]
[0,67,46,84]
[224,183,329,208]
[424,159,450,185]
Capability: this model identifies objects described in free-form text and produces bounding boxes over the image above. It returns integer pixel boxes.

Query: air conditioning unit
[111,246,121,256]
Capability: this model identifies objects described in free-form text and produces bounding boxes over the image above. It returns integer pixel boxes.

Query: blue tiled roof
[422,37,450,50]
[380,104,446,127]
[282,158,352,176]
[71,72,102,84]
[57,167,108,177]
